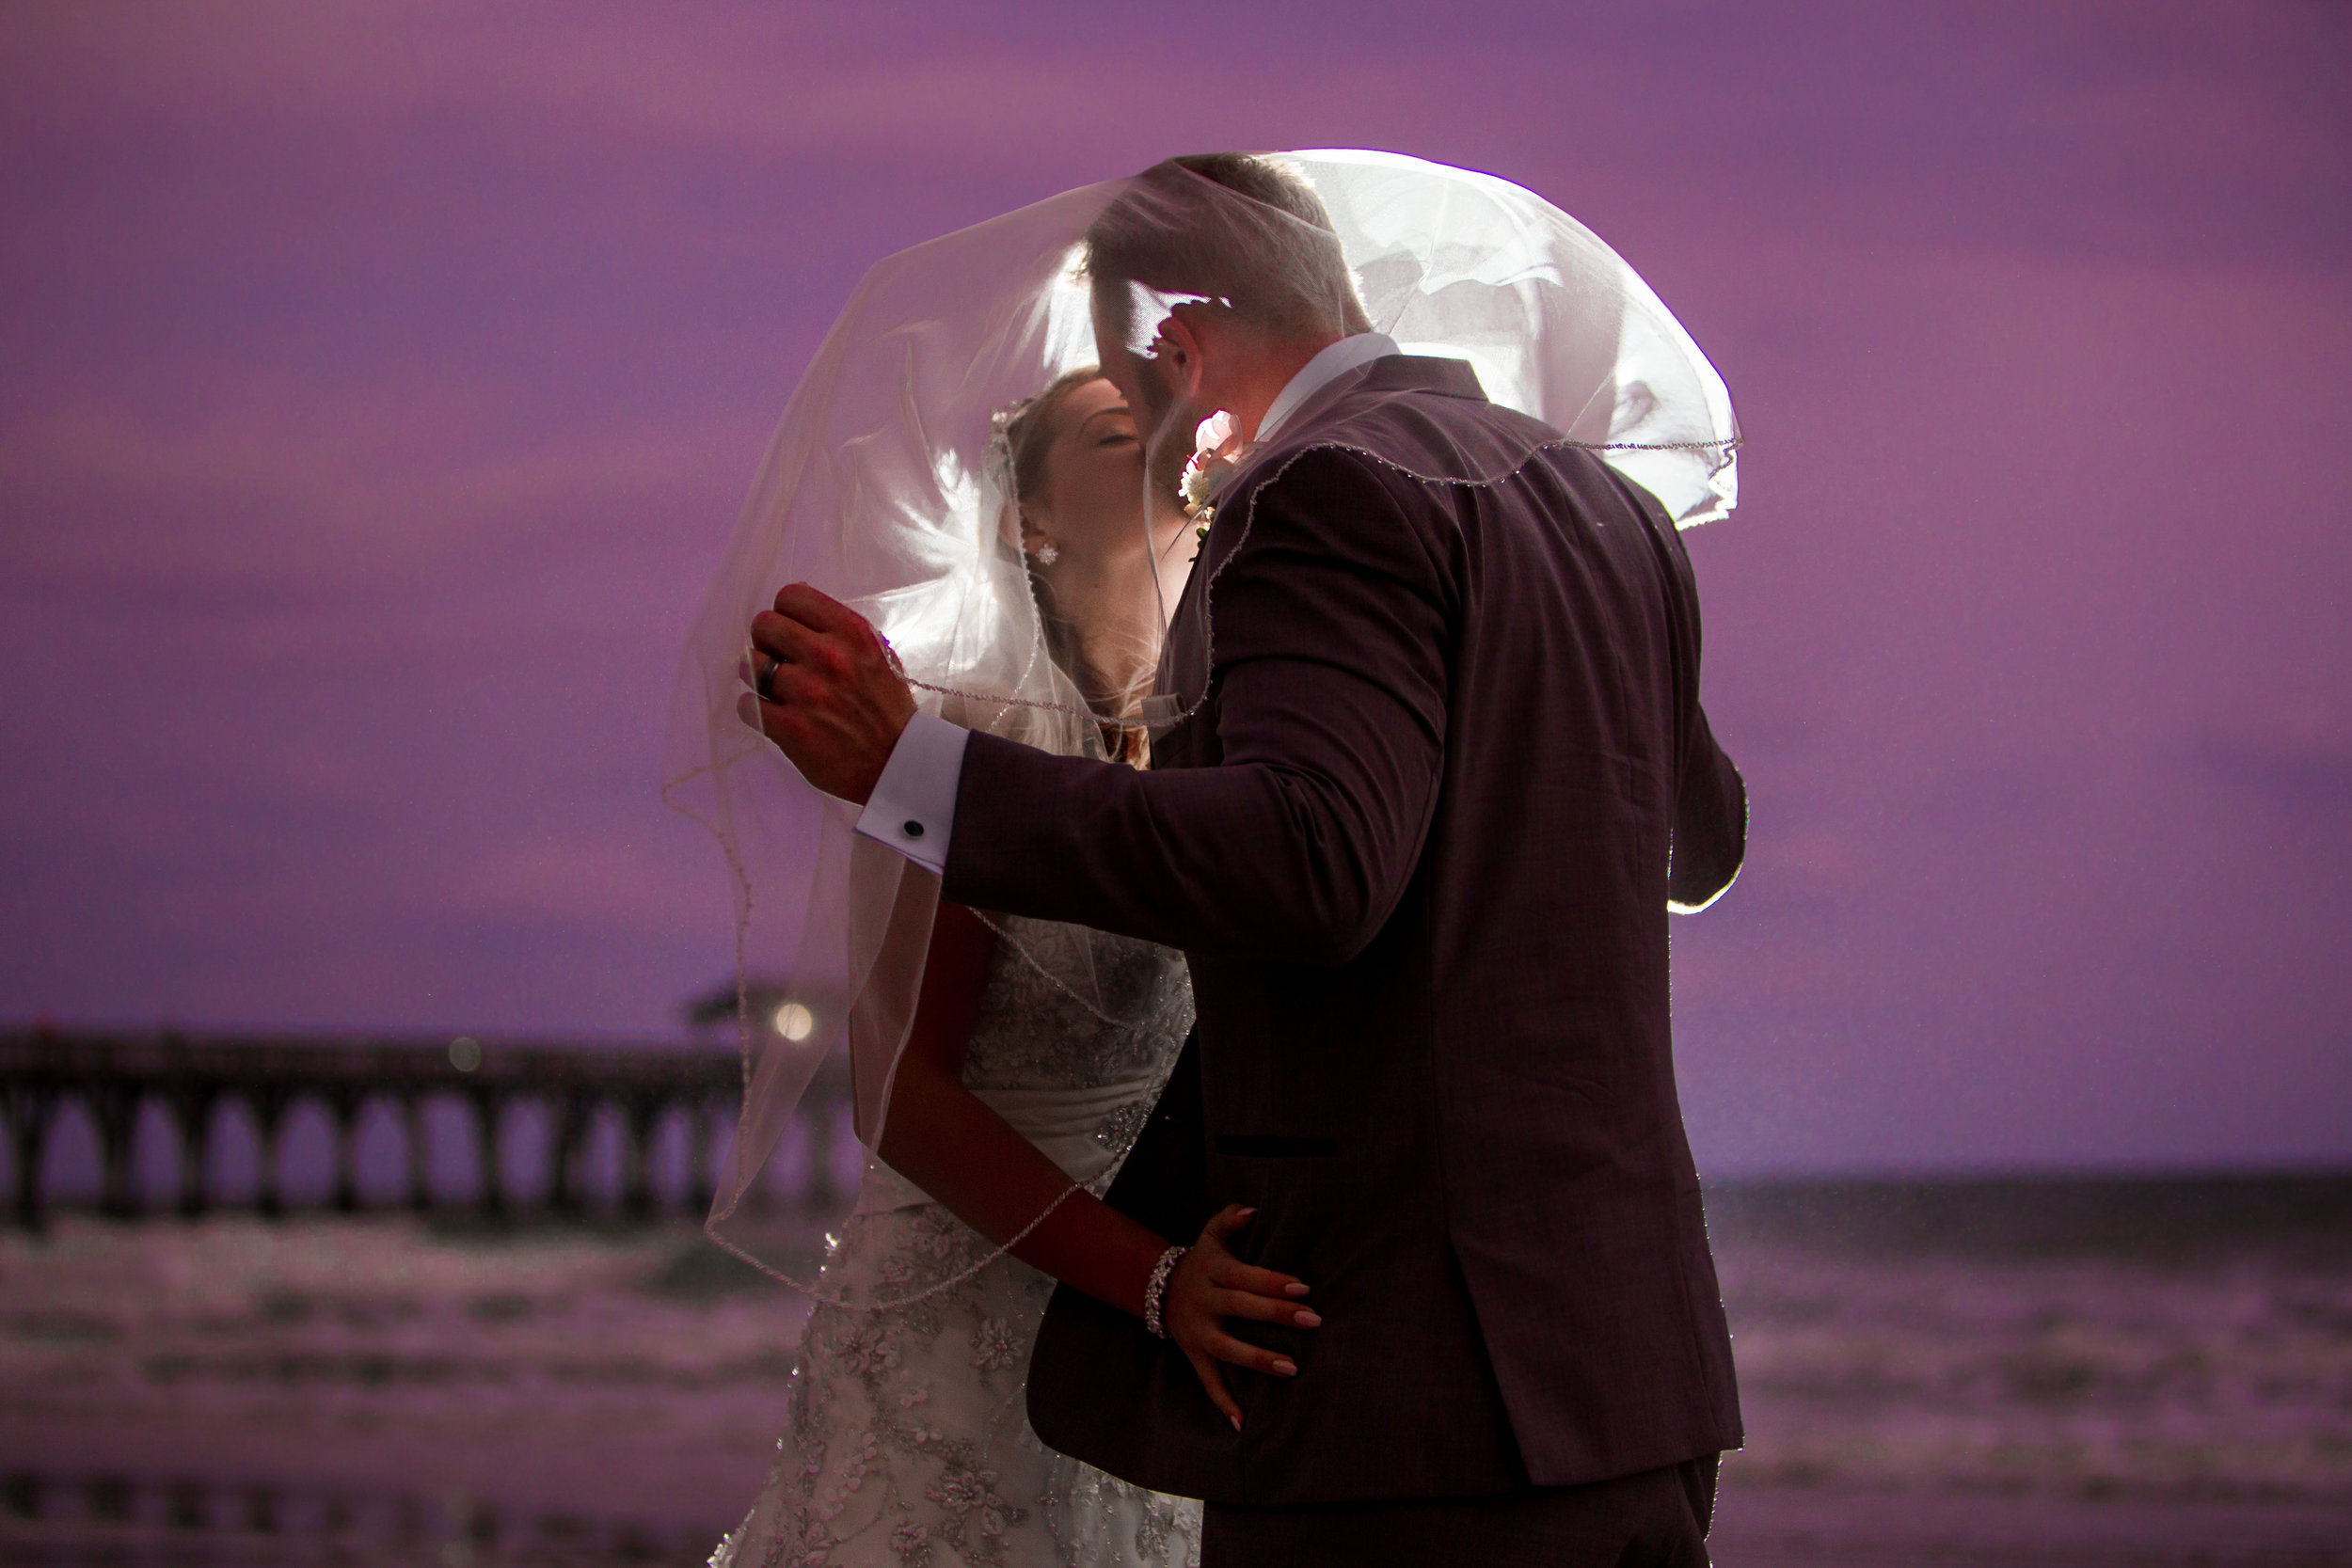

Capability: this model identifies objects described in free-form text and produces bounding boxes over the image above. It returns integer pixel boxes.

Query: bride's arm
[875,901,1311,1421]
[873,901,1160,1302]
[874,900,1194,1310]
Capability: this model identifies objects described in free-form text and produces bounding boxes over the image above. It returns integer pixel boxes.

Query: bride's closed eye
[1075,404,1138,446]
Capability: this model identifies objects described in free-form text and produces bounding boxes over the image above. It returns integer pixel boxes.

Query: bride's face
[1024,378,1152,562]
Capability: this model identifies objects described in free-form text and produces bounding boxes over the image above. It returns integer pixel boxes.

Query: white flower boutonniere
[1179,410,1250,537]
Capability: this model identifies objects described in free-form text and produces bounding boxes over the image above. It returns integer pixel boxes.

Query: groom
[745,154,1747,1565]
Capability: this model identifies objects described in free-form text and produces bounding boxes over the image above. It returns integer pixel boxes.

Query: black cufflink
[902,820,925,839]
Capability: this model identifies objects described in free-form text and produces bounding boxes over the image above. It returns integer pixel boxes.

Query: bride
[711,369,1296,1568]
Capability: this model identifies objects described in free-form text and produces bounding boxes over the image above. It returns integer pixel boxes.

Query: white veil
[662,150,1739,1294]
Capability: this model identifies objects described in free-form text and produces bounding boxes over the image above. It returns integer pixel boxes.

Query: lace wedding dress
[712,914,1201,1568]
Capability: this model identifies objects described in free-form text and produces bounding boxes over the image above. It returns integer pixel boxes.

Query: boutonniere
[1179,411,1252,539]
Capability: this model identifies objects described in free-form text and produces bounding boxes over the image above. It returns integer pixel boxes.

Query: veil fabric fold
[663,150,1739,1294]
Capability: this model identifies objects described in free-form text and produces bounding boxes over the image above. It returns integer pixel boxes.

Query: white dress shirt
[1251,331,1397,443]
[854,331,1401,872]
[853,705,969,876]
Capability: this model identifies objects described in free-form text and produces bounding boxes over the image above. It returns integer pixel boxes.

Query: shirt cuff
[853,710,969,876]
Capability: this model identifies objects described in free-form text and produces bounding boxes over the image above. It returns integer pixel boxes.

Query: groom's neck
[1222,335,1341,444]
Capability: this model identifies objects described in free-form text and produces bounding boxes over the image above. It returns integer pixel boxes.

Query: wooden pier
[0,1025,848,1228]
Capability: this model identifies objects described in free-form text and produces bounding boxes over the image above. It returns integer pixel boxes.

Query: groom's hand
[1167,1204,1319,1431]
[740,584,915,805]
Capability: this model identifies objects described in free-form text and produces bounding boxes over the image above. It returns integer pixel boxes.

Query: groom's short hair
[1086,153,1374,347]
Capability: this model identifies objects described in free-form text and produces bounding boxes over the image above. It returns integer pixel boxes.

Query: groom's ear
[1155,312,1208,402]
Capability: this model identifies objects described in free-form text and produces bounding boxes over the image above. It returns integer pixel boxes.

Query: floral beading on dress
[712,916,1199,1568]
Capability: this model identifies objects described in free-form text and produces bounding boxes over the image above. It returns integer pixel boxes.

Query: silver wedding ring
[755,655,783,703]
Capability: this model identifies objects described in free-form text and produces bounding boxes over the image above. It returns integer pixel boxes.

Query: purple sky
[3,3,2346,1174]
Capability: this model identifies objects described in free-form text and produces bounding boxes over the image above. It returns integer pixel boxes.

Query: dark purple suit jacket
[944,356,1746,1505]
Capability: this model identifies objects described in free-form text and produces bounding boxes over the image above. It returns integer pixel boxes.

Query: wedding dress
[710,912,1200,1568]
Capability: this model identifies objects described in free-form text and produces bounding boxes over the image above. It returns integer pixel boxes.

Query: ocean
[0,1174,2345,1565]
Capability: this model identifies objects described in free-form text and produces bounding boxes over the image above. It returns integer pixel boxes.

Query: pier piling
[0,1028,844,1224]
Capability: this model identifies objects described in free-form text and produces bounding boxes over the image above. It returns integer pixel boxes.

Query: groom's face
[1091,283,1191,491]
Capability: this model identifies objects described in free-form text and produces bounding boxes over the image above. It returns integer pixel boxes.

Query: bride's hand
[1165,1204,1319,1431]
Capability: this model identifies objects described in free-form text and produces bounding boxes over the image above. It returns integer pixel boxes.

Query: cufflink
[902,820,925,840]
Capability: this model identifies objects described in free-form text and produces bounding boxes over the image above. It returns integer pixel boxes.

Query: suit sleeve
[1668,703,1746,911]
[943,449,1450,966]
[1649,492,1746,912]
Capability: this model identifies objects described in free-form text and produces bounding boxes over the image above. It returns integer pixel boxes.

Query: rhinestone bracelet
[1142,1243,1188,1338]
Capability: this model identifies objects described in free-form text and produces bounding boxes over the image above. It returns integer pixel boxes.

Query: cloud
[7,1,2344,271]
[448,833,714,929]
[2192,709,2352,819]
[0,5,1384,168]
[0,385,731,599]
[2,0,2346,1162]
